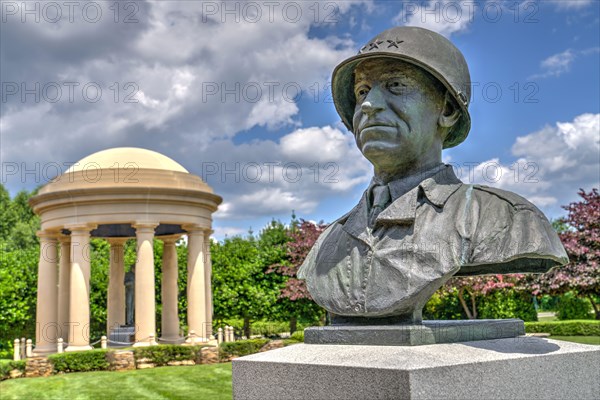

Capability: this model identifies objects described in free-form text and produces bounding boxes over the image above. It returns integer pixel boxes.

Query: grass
[0,362,232,400]
[550,336,600,345]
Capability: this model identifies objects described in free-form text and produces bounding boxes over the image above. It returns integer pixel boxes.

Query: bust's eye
[354,85,370,101]
[386,79,407,94]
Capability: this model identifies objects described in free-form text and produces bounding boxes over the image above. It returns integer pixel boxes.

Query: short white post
[13,339,20,361]
[101,335,107,349]
[218,328,223,344]
[20,338,26,359]
[26,339,33,357]
[149,334,156,346]
[189,330,196,342]
[57,338,64,353]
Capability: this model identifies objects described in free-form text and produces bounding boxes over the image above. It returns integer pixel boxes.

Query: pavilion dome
[66,147,188,173]
[30,147,221,234]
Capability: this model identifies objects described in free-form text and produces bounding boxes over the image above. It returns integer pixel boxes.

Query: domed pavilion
[28,147,222,354]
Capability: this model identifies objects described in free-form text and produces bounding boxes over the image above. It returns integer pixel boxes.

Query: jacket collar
[340,165,463,239]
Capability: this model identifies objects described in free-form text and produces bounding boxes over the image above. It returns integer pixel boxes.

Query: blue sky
[1,0,599,239]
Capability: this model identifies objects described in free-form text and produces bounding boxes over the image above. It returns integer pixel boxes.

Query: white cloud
[531,49,575,79]
[1,1,368,187]
[394,0,473,38]
[465,113,600,214]
[212,226,247,239]
[204,125,372,220]
[530,47,599,79]
[549,0,593,10]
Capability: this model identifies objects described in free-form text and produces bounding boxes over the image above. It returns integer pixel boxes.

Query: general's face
[352,59,446,173]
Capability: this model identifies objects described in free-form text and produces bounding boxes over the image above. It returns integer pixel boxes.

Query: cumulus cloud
[1,0,370,187]
[530,47,599,79]
[530,49,575,79]
[393,0,474,37]
[464,113,600,216]
[548,0,594,10]
[201,125,372,220]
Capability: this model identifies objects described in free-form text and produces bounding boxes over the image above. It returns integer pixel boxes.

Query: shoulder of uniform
[471,184,540,212]
[335,210,354,225]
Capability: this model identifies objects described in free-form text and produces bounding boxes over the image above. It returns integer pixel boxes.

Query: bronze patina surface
[298,27,567,325]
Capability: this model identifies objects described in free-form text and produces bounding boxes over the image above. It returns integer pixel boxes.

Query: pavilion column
[57,235,71,344]
[34,231,59,355]
[107,238,127,336]
[204,230,213,338]
[185,226,207,342]
[160,236,182,343]
[133,223,158,346]
[66,225,95,352]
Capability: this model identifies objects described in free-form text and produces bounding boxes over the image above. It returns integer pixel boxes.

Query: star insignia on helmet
[386,39,404,48]
[368,40,384,50]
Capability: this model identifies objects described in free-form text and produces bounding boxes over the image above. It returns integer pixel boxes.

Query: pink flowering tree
[527,189,600,319]
[268,219,328,332]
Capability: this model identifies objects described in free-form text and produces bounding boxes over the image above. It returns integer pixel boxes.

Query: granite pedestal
[304,319,525,346]
[232,337,600,400]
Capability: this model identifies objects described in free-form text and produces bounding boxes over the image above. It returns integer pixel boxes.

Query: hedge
[525,320,600,336]
[555,292,593,320]
[0,360,26,380]
[132,345,204,366]
[215,319,314,338]
[48,349,110,373]
[219,338,269,359]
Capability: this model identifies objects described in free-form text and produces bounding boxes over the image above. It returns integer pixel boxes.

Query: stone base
[232,337,600,400]
[158,336,185,344]
[305,319,525,346]
[25,357,53,378]
[132,340,157,347]
[32,345,57,355]
[64,344,93,352]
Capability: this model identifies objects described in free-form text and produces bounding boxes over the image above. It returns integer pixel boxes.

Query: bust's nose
[360,85,385,116]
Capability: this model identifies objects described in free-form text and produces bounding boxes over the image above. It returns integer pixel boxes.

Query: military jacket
[298,165,568,318]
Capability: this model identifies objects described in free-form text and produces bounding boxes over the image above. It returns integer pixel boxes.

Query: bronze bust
[298,27,567,325]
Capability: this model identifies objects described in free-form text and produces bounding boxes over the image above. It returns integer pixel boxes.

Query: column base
[65,345,93,352]
[33,345,57,355]
[133,340,158,347]
[185,337,209,344]
[158,336,185,344]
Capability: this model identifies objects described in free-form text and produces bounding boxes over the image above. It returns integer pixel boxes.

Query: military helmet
[332,26,471,149]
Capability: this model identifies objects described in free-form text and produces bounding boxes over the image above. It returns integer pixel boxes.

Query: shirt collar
[341,165,463,234]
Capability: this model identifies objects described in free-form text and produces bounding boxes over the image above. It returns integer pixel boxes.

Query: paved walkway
[538,312,556,318]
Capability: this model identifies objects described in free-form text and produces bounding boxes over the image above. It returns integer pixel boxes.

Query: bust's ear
[438,91,461,130]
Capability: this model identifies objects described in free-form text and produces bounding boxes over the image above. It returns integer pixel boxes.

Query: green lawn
[550,336,600,345]
[0,363,232,400]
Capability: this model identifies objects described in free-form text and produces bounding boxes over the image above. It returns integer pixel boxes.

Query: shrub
[556,292,593,320]
[48,349,109,373]
[250,321,289,337]
[290,330,304,342]
[478,290,537,322]
[525,320,600,336]
[538,295,559,312]
[219,338,269,359]
[423,290,465,320]
[0,360,26,381]
[132,345,203,366]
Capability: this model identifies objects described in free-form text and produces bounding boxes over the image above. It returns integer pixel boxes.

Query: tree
[211,234,281,338]
[268,219,327,332]
[529,189,600,319]
[444,275,522,320]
